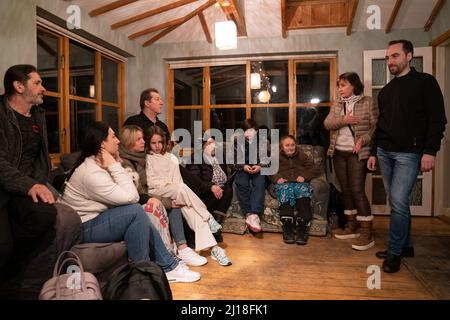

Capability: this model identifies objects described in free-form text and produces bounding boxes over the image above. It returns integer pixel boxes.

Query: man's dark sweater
[124,111,170,142]
[372,68,447,156]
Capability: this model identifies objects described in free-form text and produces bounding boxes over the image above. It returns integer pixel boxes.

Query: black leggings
[279,197,311,222]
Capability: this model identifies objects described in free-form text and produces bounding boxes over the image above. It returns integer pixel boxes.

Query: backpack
[327,183,347,230]
[102,261,173,300]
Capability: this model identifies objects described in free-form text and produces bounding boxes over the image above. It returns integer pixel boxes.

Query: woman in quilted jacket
[324,72,379,251]
[271,135,321,245]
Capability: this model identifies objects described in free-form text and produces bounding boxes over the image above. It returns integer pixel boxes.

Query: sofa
[222,144,330,236]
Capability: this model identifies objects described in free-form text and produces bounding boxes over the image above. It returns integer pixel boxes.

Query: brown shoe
[334,210,359,239]
[352,217,375,251]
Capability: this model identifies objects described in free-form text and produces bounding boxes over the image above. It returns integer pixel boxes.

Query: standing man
[0,65,57,283]
[368,40,447,273]
[124,88,170,142]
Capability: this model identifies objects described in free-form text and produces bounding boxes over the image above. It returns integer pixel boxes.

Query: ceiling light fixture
[215,21,237,50]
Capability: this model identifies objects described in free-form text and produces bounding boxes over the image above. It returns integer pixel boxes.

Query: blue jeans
[82,203,178,272]
[235,171,266,217]
[377,148,421,256]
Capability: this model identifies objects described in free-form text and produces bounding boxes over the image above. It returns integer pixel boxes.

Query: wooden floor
[170,216,450,300]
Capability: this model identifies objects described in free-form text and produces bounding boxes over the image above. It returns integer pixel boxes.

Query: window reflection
[174,68,203,106]
[210,65,246,105]
[296,107,330,151]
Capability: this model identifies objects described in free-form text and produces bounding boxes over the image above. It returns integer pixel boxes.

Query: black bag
[327,183,347,230]
[102,261,172,300]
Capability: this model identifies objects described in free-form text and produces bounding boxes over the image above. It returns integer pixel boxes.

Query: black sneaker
[376,247,414,260]
[382,253,401,273]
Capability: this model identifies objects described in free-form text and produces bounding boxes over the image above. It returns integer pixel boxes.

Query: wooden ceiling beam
[385,0,403,34]
[89,0,138,17]
[129,16,185,39]
[281,0,287,38]
[198,12,212,44]
[346,0,359,36]
[218,0,247,37]
[142,0,216,47]
[111,0,197,29]
[424,0,446,32]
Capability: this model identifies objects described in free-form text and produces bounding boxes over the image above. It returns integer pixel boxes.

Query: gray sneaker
[211,246,232,266]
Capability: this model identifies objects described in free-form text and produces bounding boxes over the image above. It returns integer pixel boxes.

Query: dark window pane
[372,59,386,86]
[296,62,330,103]
[296,107,330,151]
[102,57,118,103]
[251,107,289,138]
[174,68,203,106]
[251,61,288,104]
[37,30,59,92]
[69,40,96,98]
[372,178,387,205]
[102,106,119,134]
[174,109,203,145]
[210,108,246,134]
[210,65,246,105]
[70,100,96,152]
[43,96,60,154]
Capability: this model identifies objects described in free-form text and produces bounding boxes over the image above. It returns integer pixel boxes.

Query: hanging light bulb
[258,90,271,103]
[215,21,237,50]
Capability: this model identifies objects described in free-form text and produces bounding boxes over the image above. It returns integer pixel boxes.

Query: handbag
[39,250,102,300]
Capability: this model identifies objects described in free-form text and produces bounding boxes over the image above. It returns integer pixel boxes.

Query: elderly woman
[324,72,379,251]
[119,125,207,267]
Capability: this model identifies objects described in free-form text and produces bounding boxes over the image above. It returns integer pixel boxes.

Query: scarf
[341,94,364,115]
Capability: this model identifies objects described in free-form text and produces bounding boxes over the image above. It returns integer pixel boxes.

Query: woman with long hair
[58,122,200,282]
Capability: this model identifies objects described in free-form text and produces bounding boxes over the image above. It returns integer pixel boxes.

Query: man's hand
[296,176,305,183]
[243,165,252,173]
[277,178,287,184]
[28,184,55,204]
[367,156,377,171]
[211,185,223,199]
[421,154,435,172]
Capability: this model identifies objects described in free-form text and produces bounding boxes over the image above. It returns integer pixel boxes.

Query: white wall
[0,0,37,90]
[429,0,450,42]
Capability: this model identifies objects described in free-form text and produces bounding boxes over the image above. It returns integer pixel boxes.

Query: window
[36,27,125,161]
[169,56,335,149]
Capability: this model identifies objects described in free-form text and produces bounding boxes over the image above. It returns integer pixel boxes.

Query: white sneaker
[165,264,201,283]
[246,214,261,233]
[177,247,208,267]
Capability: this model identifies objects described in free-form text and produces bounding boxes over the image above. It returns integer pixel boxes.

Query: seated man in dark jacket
[0,65,60,297]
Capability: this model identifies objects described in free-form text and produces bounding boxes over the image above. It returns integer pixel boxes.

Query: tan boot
[352,216,375,251]
[334,210,360,239]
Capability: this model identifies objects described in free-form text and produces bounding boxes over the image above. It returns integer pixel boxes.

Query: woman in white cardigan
[146,126,232,266]
[58,122,200,282]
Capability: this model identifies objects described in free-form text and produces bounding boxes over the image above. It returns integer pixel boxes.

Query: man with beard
[0,65,57,291]
[368,40,447,273]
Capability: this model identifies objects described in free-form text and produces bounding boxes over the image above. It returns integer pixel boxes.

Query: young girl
[119,125,207,267]
[271,135,320,245]
[145,126,232,266]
